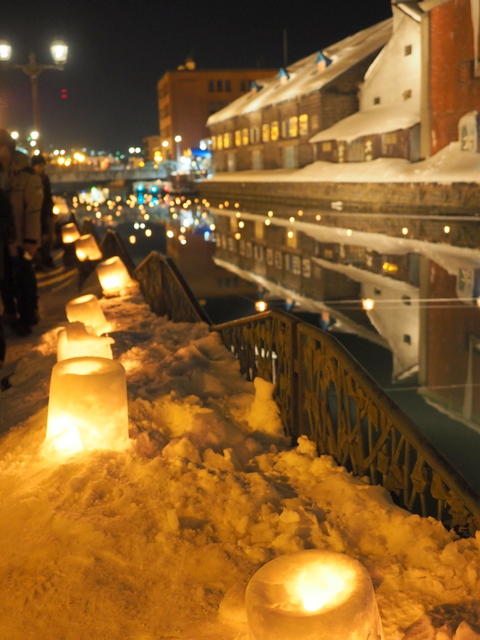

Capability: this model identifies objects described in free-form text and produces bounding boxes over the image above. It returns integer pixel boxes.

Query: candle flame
[294,563,354,613]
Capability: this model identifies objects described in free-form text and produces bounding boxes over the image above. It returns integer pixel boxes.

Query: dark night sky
[1,0,392,151]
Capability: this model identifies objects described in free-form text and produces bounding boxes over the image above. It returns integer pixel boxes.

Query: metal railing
[133,250,480,535]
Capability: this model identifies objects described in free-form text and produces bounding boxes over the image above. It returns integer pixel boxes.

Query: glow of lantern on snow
[57,322,113,361]
[61,223,80,244]
[96,256,134,296]
[65,294,110,336]
[74,234,102,262]
[246,550,383,640]
[45,357,129,458]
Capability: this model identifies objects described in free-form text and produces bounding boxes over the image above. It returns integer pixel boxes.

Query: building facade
[157,63,276,156]
[207,20,392,171]
[429,0,480,154]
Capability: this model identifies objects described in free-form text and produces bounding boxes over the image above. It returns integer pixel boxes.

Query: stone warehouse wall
[199,180,480,216]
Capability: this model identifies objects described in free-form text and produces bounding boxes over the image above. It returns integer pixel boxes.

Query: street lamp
[161,139,169,160]
[174,134,182,163]
[0,39,69,133]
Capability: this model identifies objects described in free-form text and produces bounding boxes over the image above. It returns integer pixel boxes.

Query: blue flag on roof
[315,51,333,67]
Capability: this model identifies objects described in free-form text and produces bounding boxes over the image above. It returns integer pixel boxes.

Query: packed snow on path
[0,291,479,640]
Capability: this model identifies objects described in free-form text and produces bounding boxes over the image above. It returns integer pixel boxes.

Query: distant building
[143,135,162,162]
[157,59,276,157]
[207,20,392,171]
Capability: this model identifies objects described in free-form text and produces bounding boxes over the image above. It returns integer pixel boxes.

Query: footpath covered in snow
[1,281,480,639]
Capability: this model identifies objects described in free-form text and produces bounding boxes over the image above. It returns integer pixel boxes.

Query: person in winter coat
[0,129,43,336]
[31,154,55,269]
[0,185,15,367]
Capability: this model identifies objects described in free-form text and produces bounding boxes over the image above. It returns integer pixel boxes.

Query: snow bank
[209,142,480,184]
[0,292,479,639]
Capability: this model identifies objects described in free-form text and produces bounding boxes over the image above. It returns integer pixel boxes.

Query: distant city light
[30,130,39,140]
[401,227,409,236]
[287,230,294,239]
[443,225,451,234]
[255,300,268,313]
[315,214,322,221]
[128,146,135,154]
[145,229,152,237]
[267,210,274,217]
[129,235,136,244]
[29,140,37,147]
[209,224,216,231]
[362,298,375,311]
[174,135,182,143]
[166,230,174,238]
[134,223,139,229]
[50,40,69,64]
[0,41,12,62]
[346,229,353,237]
[264,219,272,226]
[10,130,19,140]
[234,232,241,240]
[289,216,295,223]
[238,221,245,229]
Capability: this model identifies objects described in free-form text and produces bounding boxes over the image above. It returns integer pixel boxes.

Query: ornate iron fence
[135,251,210,324]
[133,250,480,535]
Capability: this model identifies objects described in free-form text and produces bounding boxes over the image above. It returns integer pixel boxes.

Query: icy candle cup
[57,322,113,361]
[96,256,134,296]
[61,222,80,244]
[75,233,102,261]
[65,294,111,336]
[45,357,130,456]
[246,550,383,640]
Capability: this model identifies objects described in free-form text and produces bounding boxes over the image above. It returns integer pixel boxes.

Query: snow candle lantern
[65,294,110,335]
[246,550,383,640]
[61,222,80,244]
[96,256,134,296]
[57,322,113,361]
[45,357,129,456]
[75,234,102,261]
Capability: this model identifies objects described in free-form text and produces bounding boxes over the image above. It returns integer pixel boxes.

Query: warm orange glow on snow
[57,322,113,361]
[65,294,111,336]
[96,256,134,296]
[45,357,130,457]
[74,234,102,261]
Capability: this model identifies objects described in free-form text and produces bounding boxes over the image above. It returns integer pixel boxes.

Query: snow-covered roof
[309,104,419,143]
[207,18,393,126]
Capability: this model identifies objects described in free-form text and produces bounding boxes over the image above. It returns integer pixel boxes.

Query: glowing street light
[10,130,19,140]
[0,39,69,133]
[174,134,182,163]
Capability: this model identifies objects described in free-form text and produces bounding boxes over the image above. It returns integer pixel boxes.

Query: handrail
[135,251,210,324]
[212,309,480,536]
[131,250,480,535]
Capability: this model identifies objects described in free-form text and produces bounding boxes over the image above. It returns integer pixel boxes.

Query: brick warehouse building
[207,20,392,171]
[157,60,276,156]
[429,0,480,154]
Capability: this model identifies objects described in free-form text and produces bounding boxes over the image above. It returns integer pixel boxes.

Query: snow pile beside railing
[0,293,479,639]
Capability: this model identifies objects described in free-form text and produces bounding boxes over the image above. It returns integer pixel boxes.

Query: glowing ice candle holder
[96,256,134,296]
[45,357,130,457]
[57,322,113,361]
[65,294,111,335]
[61,222,80,244]
[246,550,383,640]
[75,234,102,261]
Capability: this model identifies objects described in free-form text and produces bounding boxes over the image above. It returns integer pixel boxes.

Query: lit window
[270,121,279,141]
[242,128,249,145]
[235,130,242,147]
[404,44,412,56]
[262,123,270,143]
[289,116,298,137]
[217,135,223,150]
[281,120,288,138]
[322,141,332,151]
[223,132,231,148]
[299,114,309,136]
[384,132,397,144]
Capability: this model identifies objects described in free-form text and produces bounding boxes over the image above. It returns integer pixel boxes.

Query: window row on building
[207,79,255,93]
[212,114,311,150]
